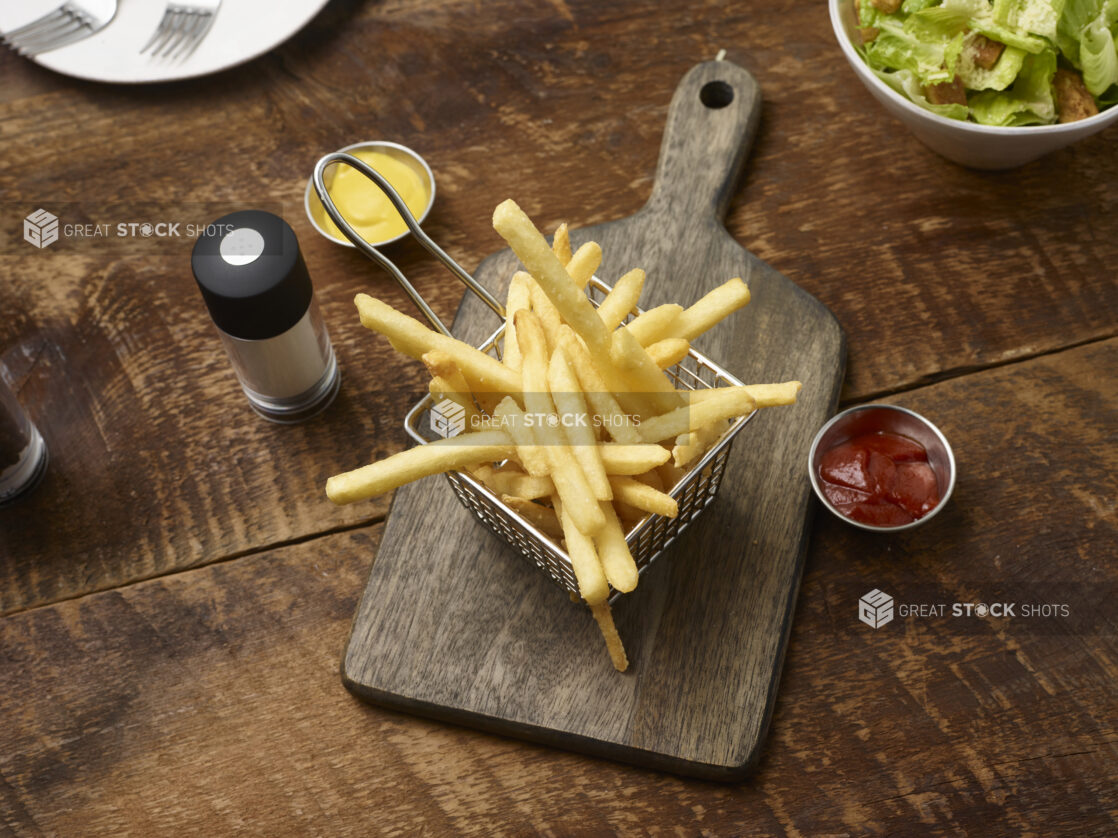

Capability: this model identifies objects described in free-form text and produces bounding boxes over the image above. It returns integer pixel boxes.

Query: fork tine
[4,7,68,41]
[169,12,207,60]
[184,12,217,60]
[11,15,86,54]
[7,12,75,48]
[139,9,174,54]
[153,10,190,58]
[142,3,220,63]
[20,20,92,55]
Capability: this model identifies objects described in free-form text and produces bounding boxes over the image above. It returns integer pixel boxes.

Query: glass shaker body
[191,210,340,423]
[217,296,339,423]
[0,373,48,505]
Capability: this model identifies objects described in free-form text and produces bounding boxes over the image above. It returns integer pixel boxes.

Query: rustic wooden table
[1,1,1115,835]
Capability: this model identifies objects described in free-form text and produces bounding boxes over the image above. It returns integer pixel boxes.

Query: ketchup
[817,431,940,527]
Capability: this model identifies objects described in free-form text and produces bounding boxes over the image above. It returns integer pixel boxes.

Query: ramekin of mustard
[304,141,435,248]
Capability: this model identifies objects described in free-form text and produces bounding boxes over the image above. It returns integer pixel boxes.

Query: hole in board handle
[699,80,734,109]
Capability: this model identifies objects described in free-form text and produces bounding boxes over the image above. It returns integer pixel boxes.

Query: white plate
[0,0,332,84]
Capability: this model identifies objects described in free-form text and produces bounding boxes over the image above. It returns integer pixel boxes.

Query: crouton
[1054,69,1099,123]
[925,76,968,106]
[854,0,880,41]
[869,0,903,12]
[971,34,1006,70]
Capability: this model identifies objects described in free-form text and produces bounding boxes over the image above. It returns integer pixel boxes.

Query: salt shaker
[0,369,48,505]
[191,210,340,423]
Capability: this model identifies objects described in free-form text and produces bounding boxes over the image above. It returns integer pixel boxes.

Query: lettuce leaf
[993,0,1069,42]
[969,50,1059,124]
[938,0,1051,51]
[956,35,1029,89]
[1080,13,1118,94]
[865,18,957,84]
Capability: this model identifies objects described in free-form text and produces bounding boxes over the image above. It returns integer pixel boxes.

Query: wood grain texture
[342,59,844,779]
[1,340,1114,836]
[1,0,1115,612]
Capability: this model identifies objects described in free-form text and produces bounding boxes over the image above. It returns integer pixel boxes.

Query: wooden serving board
[342,59,845,780]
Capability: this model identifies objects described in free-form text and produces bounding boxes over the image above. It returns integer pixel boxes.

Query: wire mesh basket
[403,277,753,600]
[310,152,753,601]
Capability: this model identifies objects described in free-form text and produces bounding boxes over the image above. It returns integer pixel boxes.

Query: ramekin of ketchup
[808,405,956,532]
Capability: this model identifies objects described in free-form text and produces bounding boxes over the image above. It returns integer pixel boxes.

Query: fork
[1,0,117,56]
[140,1,220,62]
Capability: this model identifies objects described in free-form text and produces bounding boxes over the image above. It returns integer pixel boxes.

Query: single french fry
[646,338,690,370]
[670,278,751,341]
[548,346,612,501]
[595,268,644,332]
[672,431,702,469]
[326,429,514,504]
[554,495,608,605]
[626,304,682,346]
[502,272,532,371]
[502,495,564,541]
[552,222,572,266]
[423,350,488,420]
[421,349,464,381]
[471,463,553,500]
[428,375,480,427]
[566,241,601,290]
[672,420,729,468]
[607,326,683,414]
[529,279,562,353]
[599,443,672,474]
[493,396,550,477]
[517,310,606,535]
[638,388,756,443]
[594,501,638,593]
[557,327,642,444]
[590,602,629,672]
[493,200,612,354]
[356,295,521,395]
[608,475,678,518]
[684,381,802,408]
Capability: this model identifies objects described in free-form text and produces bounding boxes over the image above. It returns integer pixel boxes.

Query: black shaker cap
[191,210,313,340]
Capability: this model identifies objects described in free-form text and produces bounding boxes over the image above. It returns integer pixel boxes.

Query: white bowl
[304,141,435,247]
[829,0,1118,169]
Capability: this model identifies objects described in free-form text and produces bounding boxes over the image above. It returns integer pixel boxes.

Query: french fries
[566,241,601,290]
[596,268,645,331]
[501,272,531,372]
[636,387,757,443]
[493,200,612,355]
[355,295,521,395]
[326,429,514,504]
[517,310,606,535]
[328,200,803,672]
[552,222,572,266]
[668,277,751,342]
[626,303,682,346]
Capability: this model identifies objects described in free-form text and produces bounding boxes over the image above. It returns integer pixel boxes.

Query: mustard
[312,149,429,244]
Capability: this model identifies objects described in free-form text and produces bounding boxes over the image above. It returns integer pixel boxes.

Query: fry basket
[313,152,753,600]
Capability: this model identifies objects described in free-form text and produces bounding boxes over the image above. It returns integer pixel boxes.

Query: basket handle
[311,152,506,337]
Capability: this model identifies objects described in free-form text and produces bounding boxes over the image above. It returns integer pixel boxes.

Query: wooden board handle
[645,59,762,224]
